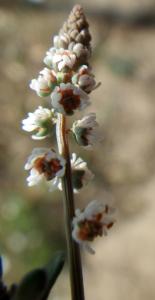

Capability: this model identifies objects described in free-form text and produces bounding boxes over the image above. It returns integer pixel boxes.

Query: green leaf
[12,252,65,300]
[12,269,47,300]
[41,251,65,300]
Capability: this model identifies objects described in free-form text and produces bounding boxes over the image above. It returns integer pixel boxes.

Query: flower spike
[22,7,116,300]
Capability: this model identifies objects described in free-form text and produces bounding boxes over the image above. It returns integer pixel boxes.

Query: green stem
[56,113,85,300]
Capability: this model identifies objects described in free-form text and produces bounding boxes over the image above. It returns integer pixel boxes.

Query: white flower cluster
[22,6,115,254]
[28,34,98,116]
[44,48,76,71]
[22,27,101,190]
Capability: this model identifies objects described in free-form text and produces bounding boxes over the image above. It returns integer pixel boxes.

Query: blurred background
[0,0,155,299]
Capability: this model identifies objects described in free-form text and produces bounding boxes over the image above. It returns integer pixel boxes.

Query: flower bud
[72,65,97,93]
[30,68,57,97]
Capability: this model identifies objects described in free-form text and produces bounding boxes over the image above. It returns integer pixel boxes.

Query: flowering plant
[22,5,115,300]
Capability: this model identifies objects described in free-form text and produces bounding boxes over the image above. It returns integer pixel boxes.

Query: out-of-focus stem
[56,113,85,300]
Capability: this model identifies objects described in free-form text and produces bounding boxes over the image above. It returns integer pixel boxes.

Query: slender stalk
[56,113,85,300]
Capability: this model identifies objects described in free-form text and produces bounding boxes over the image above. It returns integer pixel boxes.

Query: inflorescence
[22,5,115,253]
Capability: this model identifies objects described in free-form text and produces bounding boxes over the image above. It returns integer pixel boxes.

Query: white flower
[72,113,102,149]
[25,148,66,188]
[72,65,100,93]
[22,106,56,140]
[51,153,93,193]
[40,68,57,88]
[30,68,57,97]
[72,200,115,254]
[70,153,94,193]
[51,83,90,115]
[43,47,57,68]
[44,47,76,71]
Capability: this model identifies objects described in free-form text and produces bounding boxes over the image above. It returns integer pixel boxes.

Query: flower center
[78,212,114,241]
[78,216,103,241]
[60,89,80,115]
[34,157,62,180]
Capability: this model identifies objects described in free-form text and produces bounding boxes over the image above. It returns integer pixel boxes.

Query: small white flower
[52,153,93,193]
[25,148,66,188]
[51,83,90,115]
[44,47,76,71]
[72,200,115,254]
[30,68,57,97]
[70,153,94,193]
[43,47,57,67]
[22,106,56,140]
[72,65,100,93]
[72,113,102,149]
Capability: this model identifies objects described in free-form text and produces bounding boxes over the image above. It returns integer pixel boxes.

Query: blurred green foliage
[0,191,65,281]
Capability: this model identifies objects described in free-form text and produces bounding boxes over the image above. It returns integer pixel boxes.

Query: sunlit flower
[72,113,102,148]
[72,65,97,93]
[30,68,57,97]
[44,47,76,71]
[72,200,115,254]
[25,148,66,188]
[71,153,94,193]
[51,83,90,115]
[22,106,56,140]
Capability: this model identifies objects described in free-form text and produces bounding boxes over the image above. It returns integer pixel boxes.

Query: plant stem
[56,113,85,300]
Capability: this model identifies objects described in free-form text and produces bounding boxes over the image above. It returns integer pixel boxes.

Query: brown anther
[34,156,62,181]
[59,89,80,115]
